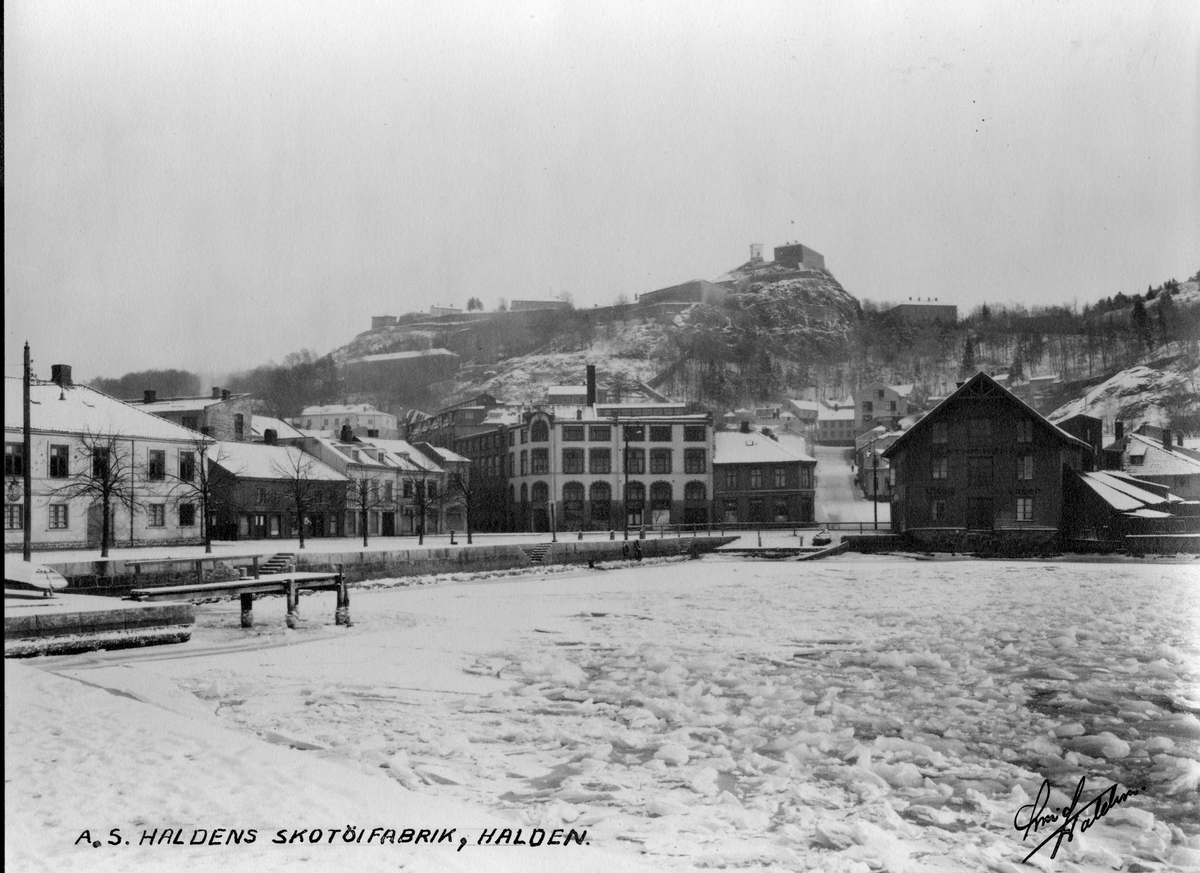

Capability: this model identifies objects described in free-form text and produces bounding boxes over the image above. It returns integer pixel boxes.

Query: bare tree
[345,474,394,547]
[270,449,336,550]
[445,470,474,544]
[162,435,230,554]
[48,431,137,558]
[404,467,440,545]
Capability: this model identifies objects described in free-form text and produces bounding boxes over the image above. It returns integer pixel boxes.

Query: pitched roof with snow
[126,394,251,414]
[299,403,389,416]
[882,372,1090,459]
[251,416,305,440]
[357,438,444,473]
[1075,470,1182,512]
[1123,434,1200,477]
[714,431,815,465]
[4,378,204,443]
[210,442,346,481]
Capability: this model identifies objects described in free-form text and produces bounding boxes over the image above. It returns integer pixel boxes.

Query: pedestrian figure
[622,542,631,559]
[632,540,643,562]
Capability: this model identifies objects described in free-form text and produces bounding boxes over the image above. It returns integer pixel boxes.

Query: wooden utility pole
[23,342,33,561]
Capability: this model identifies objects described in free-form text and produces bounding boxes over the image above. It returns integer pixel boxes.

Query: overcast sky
[5,0,1198,382]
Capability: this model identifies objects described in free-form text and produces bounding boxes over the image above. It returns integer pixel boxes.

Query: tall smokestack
[1114,421,1124,441]
[586,365,596,407]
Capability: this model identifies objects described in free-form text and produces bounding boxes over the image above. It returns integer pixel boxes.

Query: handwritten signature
[1013,776,1140,862]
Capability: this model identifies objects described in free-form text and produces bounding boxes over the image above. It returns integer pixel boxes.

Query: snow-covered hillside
[1048,351,1199,429]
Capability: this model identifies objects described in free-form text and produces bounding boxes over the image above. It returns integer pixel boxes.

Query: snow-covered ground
[8,555,1200,872]
[814,446,891,527]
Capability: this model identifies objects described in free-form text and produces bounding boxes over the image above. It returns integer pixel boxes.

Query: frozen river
[8,554,1200,872]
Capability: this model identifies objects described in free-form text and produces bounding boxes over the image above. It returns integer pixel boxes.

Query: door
[967,497,993,530]
[382,512,395,536]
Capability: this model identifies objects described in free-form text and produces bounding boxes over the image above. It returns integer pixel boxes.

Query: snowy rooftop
[714,431,816,464]
[299,403,390,416]
[1123,434,1200,477]
[4,378,203,442]
[211,441,346,481]
[1078,470,1183,512]
[125,394,250,413]
[358,437,444,473]
[306,437,407,472]
[346,349,460,364]
[250,415,305,440]
[818,405,856,421]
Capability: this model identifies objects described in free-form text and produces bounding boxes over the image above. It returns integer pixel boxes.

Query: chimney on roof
[212,387,221,399]
[264,429,277,445]
[740,420,751,434]
[221,389,231,401]
[143,389,157,404]
[51,365,73,388]
[1115,421,1124,440]
[1163,429,1172,449]
[340,424,354,442]
[1179,433,1184,447]
[585,364,596,407]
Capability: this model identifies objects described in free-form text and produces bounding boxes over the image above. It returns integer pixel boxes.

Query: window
[931,422,948,445]
[508,454,515,476]
[876,389,885,399]
[650,482,672,509]
[931,499,946,522]
[531,448,548,475]
[723,468,738,489]
[932,457,948,480]
[1129,453,1144,466]
[589,448,611,474]
[530,421,549,442]
[520,429,528,444]
[684,448,706,474]
[531,481,549,504]
[774,466,787,488]
[5,443,24,477]
[650,448,672,474]
[623,425,645,442]
[256,487,267,505]
[148,504,166,527]
[774,499,789,521]
[148,450,166,481]
[1016,497,1034,522]
[49,444,70,478]
[650,425,673,442]
[684,481,707,503]
[800,466,813,488]
[563,482,584,517]
[1016,420,1033,443]
[403,480,413,498]
[49,504,69,530]
[684,425,706,442]
[723,499,738,522]
[562,448,585,474]
[625,481,645,507]
[370,512,380,535]
[234,414,245,438]
[590,482,611,520]
[370,480,380,500]
[562,425,585,442]
[5,504,22,530]
[749,467,763,489]
[384,481,394,501]
[520,450,529,476]
[1017,454,1034,480]
[862,401,874,414]
[626,448,645,475]
[179,504,196,526]
[427,481,437,499]
[588,425,611,441]
[509,431,515,446]
[92,448,110,480]
[968,455,992,486]
[886,401,897,412]
[178,451,196,482]
[181,415,198,431]
[968,418,992,445]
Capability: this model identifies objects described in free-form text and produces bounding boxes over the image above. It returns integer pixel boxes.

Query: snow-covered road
[9,555,1200,872]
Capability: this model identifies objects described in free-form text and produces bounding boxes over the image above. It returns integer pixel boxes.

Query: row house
[712,426,816,524]
[292,404,400,439]
[817,401,856,446]
[405,393,502,447]
[208,440,347,541]
[883,372,1091,549]
[357,437,468,535]
[5,368,207,553]
[506,399,715,532]
[132,387,255,442]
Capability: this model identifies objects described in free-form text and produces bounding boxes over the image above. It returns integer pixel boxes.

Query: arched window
[625,481,645,507]
[531,420,549,442]
[589,482,611,521]
[650,481,672,509]
[563,482,584,521]
[531,481,549,504]
[684,481,707,503]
